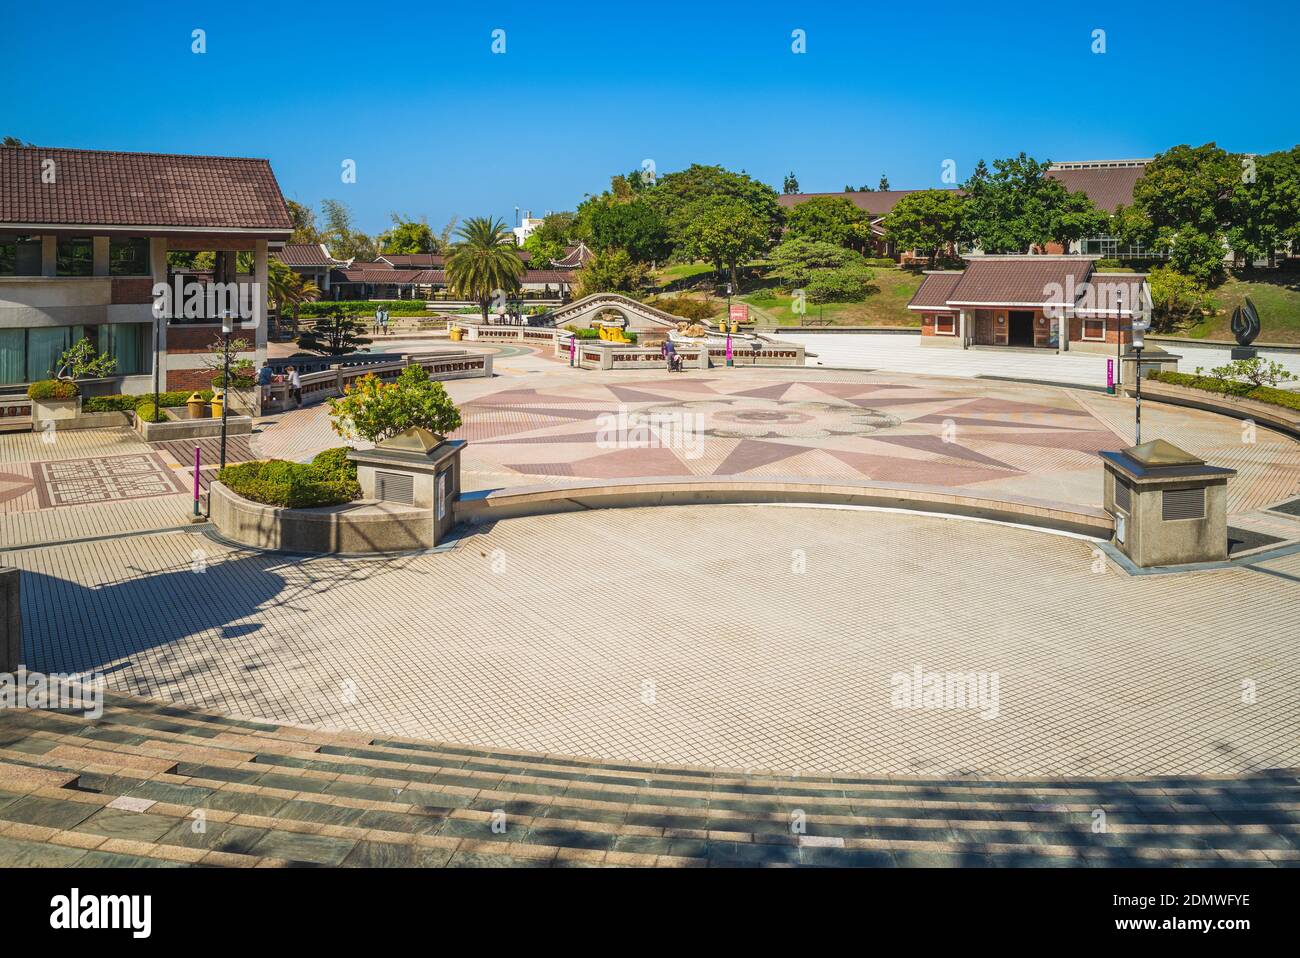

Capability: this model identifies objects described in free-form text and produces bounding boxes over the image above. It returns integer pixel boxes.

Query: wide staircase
[0,692,1297,867]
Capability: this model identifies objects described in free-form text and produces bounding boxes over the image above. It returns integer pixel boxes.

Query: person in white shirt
[288,366,302,408]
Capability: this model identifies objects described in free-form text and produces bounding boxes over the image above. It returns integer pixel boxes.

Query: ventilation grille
[375,470,414,505]
[1162,487,1205,521]
[1114,477,1131,513]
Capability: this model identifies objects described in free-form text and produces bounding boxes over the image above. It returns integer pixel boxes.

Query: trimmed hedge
[28,379,78,401]
[1148,371,1300,412]
[218,447,361,509]
[301,301,431,317]
[82,395,139,413]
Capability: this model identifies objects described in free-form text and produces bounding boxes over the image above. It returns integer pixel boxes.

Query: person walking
[288,365,302,408]
[374,305,382,334]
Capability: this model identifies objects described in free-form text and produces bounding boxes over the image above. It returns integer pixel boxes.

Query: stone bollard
[1,567,20,673]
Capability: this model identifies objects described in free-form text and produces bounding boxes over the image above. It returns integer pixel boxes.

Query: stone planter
[134,408,253,441]
[209,481,433,554]
[31,396,81,423]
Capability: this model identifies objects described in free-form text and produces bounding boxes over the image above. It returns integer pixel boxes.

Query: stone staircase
[1,692,1297,867]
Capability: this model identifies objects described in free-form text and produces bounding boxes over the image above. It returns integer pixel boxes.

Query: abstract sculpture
[1230,297,1261,358]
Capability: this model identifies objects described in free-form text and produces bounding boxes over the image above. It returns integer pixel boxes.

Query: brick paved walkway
[13,506,1300,777]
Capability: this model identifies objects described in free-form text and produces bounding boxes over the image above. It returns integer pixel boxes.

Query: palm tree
[445,216,525,322]
[268,259,321,338]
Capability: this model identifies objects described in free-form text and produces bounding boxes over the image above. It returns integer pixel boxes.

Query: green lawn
[1184,267,1300,344]
[739,267,925,327]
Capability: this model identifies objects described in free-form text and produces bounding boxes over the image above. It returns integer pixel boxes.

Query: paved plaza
[4,341,1300,784]
[12,504,1300,777]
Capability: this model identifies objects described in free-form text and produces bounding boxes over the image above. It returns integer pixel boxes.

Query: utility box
[1100,439,1236,567]
[348,430,464,545]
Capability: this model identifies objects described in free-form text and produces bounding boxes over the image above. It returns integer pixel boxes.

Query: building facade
[909,255,1150,353]
[0,146,292,393]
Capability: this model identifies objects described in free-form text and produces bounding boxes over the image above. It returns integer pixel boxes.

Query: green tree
[644,164,784,258]
[963,153,1104,254]
[1131,143,1239,285]
[329,364,462,444]
[1146,265,1217,333]
[378,214,436,254]
[588,200,670,263]
[320,199,377,261]
[1227,147,1300,267]
[2,136,32,147]
[573,248,649,297]
[678,196,775,290]
[783,171,800,194]
[268,258,320,337]
[286,200,321,245]
[297,307,373,356]
[784,196,873,250]
[766,238,868,290]
[878,173,891,191]
[53,338,116,382]
[881,190,969,268]
[444,216,525,321]
[806,265,875,303]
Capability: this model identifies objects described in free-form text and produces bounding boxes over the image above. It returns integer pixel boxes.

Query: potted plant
[27,378,81,422]
[28,337,117,423]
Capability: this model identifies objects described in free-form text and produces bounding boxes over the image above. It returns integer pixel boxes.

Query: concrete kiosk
[1100,439,1236,567]
[347,430,465,546]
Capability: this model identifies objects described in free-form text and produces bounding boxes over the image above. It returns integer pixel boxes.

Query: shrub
[862,257,899,268]
[300,300,429,317]
[645,295,720,321]
[28,379,79,401]
[806,264,875,303]
[329,364,462,444]
[135,400,167,423]
[218,448,360,508]
[82,394,139,413]
[1148,371,1300,412]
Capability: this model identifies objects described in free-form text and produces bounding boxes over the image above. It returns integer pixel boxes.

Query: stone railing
[551,334,802,370]
[0,393,34,431]
[272,350,492,413]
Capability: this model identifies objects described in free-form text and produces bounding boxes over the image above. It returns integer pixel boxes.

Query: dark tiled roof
[277,243,333,266]
[521,270,575,284]
[552,243,593,268]
[1046,163,1147,213]
[0,145,293,230]
[778,189,960,218]
[948,257,1094,306]
[907,272,963,310]
[378,253,447,268]
[331,268,423,284]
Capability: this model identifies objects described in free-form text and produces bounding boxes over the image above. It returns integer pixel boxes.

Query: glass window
[934,313,955,335]
[26,326,73,381]
[109,237,150,276]
[0,235,43,275]
[56,237,94,276]
[99,323,151,376]
[0,329,25,385]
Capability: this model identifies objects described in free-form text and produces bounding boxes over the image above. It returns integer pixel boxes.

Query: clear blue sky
[5,0,1296,235]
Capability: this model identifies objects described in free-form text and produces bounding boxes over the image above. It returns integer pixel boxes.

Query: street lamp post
[1131,307,1151,445]
[219,310,233,473]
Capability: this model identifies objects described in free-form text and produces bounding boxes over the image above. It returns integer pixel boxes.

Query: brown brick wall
[920,312,957,337]
[165,326,227,354]
[166,368,217,391]
[111,277,157,305]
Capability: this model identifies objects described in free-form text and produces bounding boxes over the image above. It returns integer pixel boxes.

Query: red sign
[729,304,749,325]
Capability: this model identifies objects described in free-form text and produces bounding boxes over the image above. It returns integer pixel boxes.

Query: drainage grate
[1162,487,1205,521]
[375,470,414,505]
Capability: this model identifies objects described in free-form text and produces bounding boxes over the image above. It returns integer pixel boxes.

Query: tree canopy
[783,196,872,251]
[962,153,1105,254]
[880,190,969,268]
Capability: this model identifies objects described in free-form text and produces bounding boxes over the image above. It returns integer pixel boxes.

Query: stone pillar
[92,236,111,277]
[348,431,466,547]
[958,310,968,349]
[1,567,20,674]
[41,235,57,277]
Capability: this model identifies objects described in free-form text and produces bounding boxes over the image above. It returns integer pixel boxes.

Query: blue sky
[4,0,1296,234]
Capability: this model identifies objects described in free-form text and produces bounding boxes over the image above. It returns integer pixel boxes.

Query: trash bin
[449,327,463,342]
[210,388,225,419]
[186,392,207,419]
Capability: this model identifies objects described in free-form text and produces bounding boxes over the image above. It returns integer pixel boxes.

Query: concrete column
[958,310,968,349]
[150,238,169,379]
[41,235,57,277]
[253,239,269,353]
[92,236,110,277]
[1,566,20,674]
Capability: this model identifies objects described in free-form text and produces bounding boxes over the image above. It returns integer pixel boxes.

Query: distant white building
[512,211,546,246]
